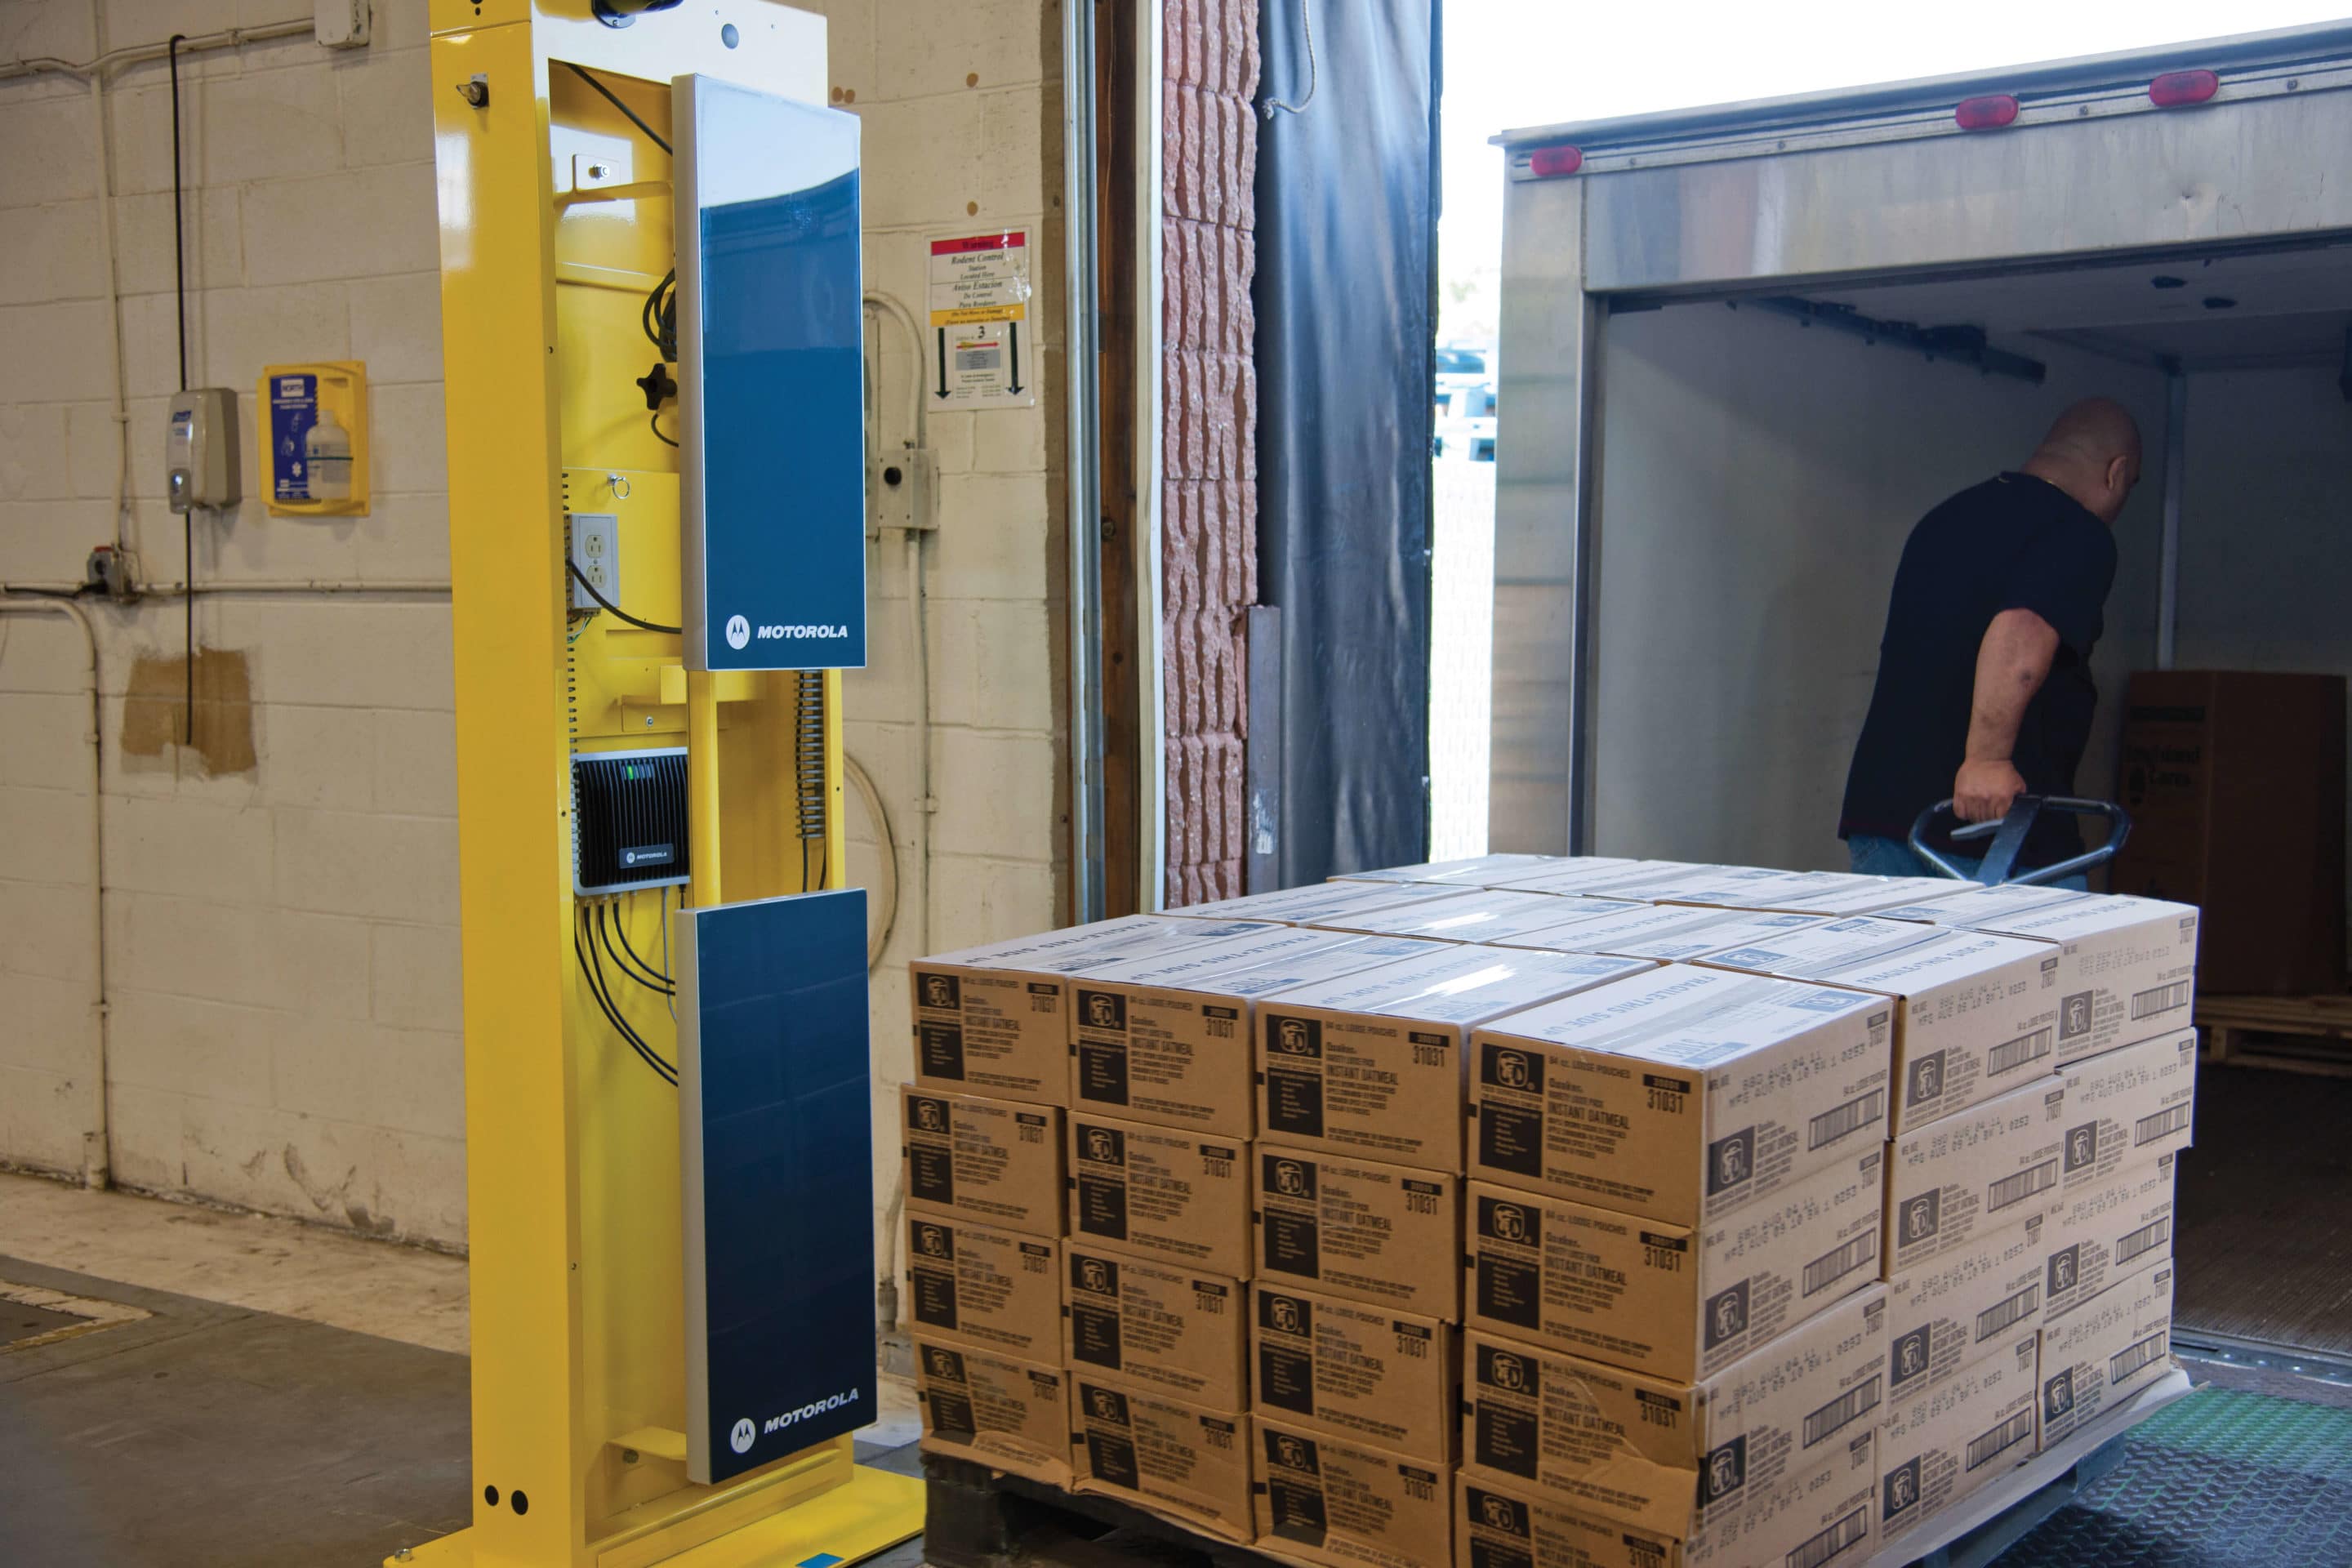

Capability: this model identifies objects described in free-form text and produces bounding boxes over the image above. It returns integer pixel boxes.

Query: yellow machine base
[392,1465,925,1567]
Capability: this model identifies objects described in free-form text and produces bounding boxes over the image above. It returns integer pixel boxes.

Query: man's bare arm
[1953,608,2060,822]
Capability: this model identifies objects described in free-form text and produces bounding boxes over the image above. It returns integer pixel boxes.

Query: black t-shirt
[1839,473,2118,866]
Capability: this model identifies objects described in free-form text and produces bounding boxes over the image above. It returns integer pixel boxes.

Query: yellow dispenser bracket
[258,360,369,516]
[408,1,902,1563]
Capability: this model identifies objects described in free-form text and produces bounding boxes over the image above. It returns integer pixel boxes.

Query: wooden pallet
[922,1452,1289,1568]
[2198,992,2352,1076]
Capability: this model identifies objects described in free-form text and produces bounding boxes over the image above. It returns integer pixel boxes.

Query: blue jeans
[1846,834,2087,892]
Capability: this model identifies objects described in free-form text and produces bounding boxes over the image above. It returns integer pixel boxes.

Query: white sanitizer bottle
[305,407,354,501]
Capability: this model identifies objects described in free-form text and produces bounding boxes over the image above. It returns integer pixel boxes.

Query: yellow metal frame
[409,2,912,1562]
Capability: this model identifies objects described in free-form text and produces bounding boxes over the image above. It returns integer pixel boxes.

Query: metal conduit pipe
[0,598,110,1189]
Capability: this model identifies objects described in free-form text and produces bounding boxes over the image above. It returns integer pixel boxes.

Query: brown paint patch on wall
[121,646,258,777]
[1162,0,1258,907]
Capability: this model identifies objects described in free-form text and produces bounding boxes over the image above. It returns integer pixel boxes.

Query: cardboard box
[1307,889,1645,945]
[2045,1153,2176,1319]
[911,915,1279,1105]
[2037,1259,2175,1450]
[2056,1029,2197,1197]
[1468,964,1891,1226]
[1454,1433,1878,1568]
[1253,1284,1457,1463]
[1070,929,1444,1135]
[1253,1416,1453,1568]
[1870,882,2084,928]
[1886,1075,2068,1276]
[914,1339,1074,1487]
[1067,1111,1250,1276]
[1339,852,1575,887]
[902,1086,1064,1236]
[1491,858,1705,896]
[1490,905,1830,962]
[1255,1148,1461,1318]
[1883,1218,2049,1402]
[1070,1373,1254,1544]
[1062,1242,1248,1409]
[905,1214,1061,1362]
[1659,871,1973,917]
[1695,917,2061,1132]
[1876,1330,2041,1546]
[1465,1149,1885,1383]
[1878,893,2201,1067]
[1259,945,1658,1173]
[1164,880,1468,927]
[2109,669,2345,996]
[1461,1285,1886,1540]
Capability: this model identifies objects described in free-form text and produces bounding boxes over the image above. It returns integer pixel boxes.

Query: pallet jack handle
[1908,795,2132,887]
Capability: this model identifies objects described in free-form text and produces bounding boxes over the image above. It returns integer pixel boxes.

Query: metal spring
[794,670,826,840]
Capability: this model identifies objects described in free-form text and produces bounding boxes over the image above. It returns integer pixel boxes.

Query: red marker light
[1954,94,2020,131]
[2149,69,2219,107]
[1528,145,1584,179]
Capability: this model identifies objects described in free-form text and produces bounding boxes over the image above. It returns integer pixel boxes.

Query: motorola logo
[724,614,751,649]
[729,1417,757,1454]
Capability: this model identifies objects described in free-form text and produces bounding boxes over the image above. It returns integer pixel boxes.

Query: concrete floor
[0,1171,924,1567]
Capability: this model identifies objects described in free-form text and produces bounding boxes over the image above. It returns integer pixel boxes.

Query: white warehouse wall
[1588,300,2165,871]
[0,0,1067,1264]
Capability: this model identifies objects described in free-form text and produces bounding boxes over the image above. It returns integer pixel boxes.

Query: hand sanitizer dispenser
[165,388,240,513]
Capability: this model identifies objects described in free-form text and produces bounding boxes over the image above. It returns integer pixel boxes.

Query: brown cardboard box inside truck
[1068,929,1443,1135]
[2037,1259,2175,1450]
[1160,879,1468,927]
[1258,943,1656,1173]
[902,1085,1063,1236]
[1884,1217,2048,1401]
[1490,905,1829,963]
[1877,1330,2041,1547]
[1254,1147,1462,1318]
[1467,963,1890,1225]
[1062,1242,1248,1409]
[1460,1283,1886,1539]
[1691,917,2060,1132]
[1067,1110,1251,1276]
[2109,669,2345,996]
[910,916,1279,1106]
[1885,1074,2068,1276]
[1253,1414,1453,1568]
[915,1339,1074,1488]
[1252,1283,1456,1463]
[1465,1148,1884,1383]
[1305,888,1644,945]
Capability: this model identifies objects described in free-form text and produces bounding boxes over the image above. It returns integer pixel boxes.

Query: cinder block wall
[0,1,1067,1260]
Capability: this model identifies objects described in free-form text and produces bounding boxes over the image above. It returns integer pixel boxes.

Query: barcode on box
[1802,1374,1881,1448]
[2135,1105,2191,1146]
[1802,1232,1878,1298]
[1785,1507,1869,1568]
[1808,1089,1885,1152]
[2110,1330,2168,1384]
[2131,981,2193,1021]
[2115,1218,2170,1267]
[1989,1160,2059,1213]
[1965,1410,2036,1472]
[1987,1027,2054,1077]
[1975,1285,2039,1343]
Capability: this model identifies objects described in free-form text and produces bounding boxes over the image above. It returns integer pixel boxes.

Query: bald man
[1840,399,2143,880]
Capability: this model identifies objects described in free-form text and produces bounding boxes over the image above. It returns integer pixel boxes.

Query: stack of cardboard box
[903,856,2198,1566]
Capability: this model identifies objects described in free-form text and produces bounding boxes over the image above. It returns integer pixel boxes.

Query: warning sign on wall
[929,230,1035,409]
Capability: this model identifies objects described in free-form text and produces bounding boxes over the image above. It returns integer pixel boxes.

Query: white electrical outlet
[571,513,620,609]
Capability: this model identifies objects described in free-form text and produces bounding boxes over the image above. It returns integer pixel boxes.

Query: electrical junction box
[165,388,240,513]
[572,748,691,894]
[314,0,369,48]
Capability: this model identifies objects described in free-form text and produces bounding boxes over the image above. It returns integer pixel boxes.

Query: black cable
[611,895,673,986]
[599,901,673,995]
[648,410,678,448]
[641,270,677,360]
[565,559,679,634]
[559,60,671,154]
[170,34,192,747]
[577,906,676,1083]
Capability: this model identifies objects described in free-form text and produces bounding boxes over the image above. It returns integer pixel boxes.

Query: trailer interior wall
[2178,363,2352,945]
[1586,301,2165,870]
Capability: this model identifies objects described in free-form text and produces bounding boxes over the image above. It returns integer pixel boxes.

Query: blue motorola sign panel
[675,76,866,672]
[673,889,875,1484]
